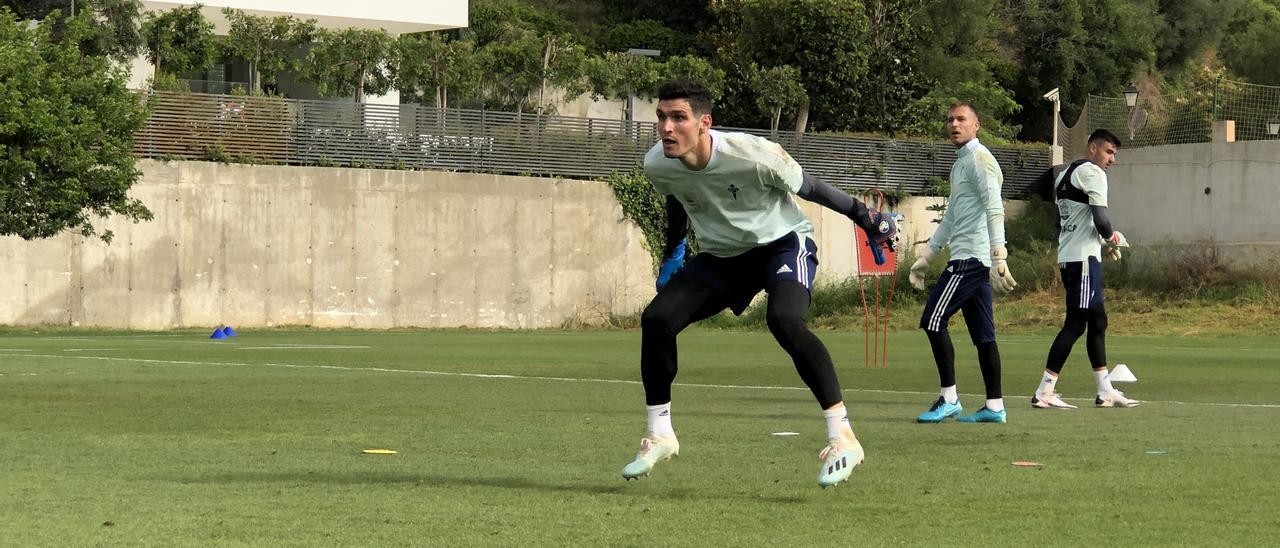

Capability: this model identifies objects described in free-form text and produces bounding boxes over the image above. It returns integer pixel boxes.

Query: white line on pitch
[236,345,372,350]
[15,353,1280,410]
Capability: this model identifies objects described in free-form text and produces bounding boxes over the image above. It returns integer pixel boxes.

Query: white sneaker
[1031,391,1078,409]
[817,435,864,488]
[1095,390,1142,408]
[621,433,680,480]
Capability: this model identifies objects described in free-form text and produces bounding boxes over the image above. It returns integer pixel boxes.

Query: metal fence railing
[134,90,1052,198]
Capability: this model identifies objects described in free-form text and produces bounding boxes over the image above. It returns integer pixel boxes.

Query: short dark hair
[657,80,713,115]
[1088,129,1122,148]
[948,101,980,121]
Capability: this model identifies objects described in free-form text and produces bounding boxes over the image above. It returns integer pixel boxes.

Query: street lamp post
[624,48,660,123]
[1042,88,1062,164]
[1123,83,1141,141]
[1123,83,1139,108]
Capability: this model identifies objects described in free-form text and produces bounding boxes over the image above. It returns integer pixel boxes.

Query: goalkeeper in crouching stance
[1030,129,1141,409]
[621,79,897,487]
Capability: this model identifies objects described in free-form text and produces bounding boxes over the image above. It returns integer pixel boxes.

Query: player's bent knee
[766,311,810,338]
[641,303,682,335]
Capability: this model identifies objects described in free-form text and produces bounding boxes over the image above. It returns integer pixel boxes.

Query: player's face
[656,99,711,160]
[1088,141,1118,169]
[945,106,980,147]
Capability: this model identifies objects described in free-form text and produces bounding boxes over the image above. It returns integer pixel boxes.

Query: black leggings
[1045,305,1109,373]
[640,276,842,408]
[926,330,1002,399]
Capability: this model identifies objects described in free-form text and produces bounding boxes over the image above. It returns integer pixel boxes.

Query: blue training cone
[223,326,237,337]
[210,327,228,339]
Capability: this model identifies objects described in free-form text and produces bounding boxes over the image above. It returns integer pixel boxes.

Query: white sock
[647,403,675,438]
[1037,371,1059,395]
[986,398,1005,412]
[823,405,852,440]
[941,385,958,404]
[1094,369,1115,395]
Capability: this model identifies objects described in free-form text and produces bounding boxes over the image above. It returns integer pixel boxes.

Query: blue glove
[863,210,899,266]
[656,239,687,290]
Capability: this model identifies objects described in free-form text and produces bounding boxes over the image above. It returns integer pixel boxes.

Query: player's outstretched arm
[796,170,898,261]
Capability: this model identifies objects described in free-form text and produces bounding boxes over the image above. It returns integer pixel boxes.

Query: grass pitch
[2,328,1277,546]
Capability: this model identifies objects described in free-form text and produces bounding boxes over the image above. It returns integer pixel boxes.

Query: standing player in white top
[620,80,898,488]
[909,102,1018,424]
[1031,129,1141,409]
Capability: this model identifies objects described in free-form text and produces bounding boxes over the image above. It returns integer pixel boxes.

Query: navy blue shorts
[918,258,995,344]
[679,232,818,315]
[1060,257,1103,309]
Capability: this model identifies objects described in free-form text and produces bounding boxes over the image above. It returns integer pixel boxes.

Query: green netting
[1059,79,1280,155]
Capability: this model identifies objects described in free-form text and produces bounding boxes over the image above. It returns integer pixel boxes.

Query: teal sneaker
[957,407,1007,423]
[621,433,679,480]
[817,436,865,488]
[916,397,962,423]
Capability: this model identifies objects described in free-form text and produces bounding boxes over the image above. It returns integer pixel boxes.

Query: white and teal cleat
[621,433,680,480]
[817,437,865,488]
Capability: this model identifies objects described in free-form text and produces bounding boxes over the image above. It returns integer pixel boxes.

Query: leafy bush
[604,169,666,272]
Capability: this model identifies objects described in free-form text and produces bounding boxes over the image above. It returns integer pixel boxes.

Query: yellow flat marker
[362,449,398,455]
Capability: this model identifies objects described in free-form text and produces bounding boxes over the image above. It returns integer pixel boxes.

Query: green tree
[661,55,726,101]
[220,8,315,94]
[912,0,1021,141]
[303,27,396,103]
[857,0,933,135]
[9,0,143,62]
[397,32,482,109]
[581,51,662,118]
[0,10,151,242]
[468,0,574,46]
[1009,0,1158,141]
[140,3,215,76]
[1222,0,1280,85]
[595,19,687,55]
[1154,0,1242,70]
[733,0,869,133]
[469,2,588,113]
[746,64,807,133]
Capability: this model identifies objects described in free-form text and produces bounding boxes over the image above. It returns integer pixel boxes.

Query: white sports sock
[986,398,1005,412]
[941,385,958,404]
[823,405,852,440]
[1037,371,1059,395]
[647,403,675,438]
[1094,368,1115,394]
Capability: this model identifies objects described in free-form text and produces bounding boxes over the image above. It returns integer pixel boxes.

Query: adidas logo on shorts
[776,265,793,274]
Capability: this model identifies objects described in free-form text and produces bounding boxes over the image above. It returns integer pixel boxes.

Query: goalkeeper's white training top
[927,139,1006,267]
[1055,161,1109,263]
[644,130,814,258]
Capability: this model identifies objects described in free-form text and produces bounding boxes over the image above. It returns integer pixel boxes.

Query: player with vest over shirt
[1031,129,1141,409]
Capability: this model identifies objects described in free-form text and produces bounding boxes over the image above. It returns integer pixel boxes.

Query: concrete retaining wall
[1,161,1005,329]
[1105,139,1280,262]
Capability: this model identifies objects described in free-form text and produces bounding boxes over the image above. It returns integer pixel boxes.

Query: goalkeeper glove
[989,245,1018,293]
[1102,231,1127,262]
[656,239,687,290]
[861,209,900,266]
[909,246,935,290]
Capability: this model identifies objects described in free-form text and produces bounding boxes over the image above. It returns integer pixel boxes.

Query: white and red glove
[1102,231,1128,262]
